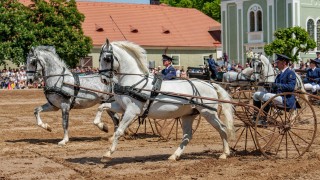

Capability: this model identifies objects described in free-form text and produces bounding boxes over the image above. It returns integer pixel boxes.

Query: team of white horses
[26,40,307,161]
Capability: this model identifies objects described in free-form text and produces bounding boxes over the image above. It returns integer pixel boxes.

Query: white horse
[98,39,235,160]
[222,67,254,82]
[251,54,307,95]
[26,46,119,145]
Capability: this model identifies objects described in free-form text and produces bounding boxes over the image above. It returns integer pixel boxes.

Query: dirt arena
[1,89,320,179]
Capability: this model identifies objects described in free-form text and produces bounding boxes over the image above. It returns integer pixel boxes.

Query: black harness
[27,55,81,110]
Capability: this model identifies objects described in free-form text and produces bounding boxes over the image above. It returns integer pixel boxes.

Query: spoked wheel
[126,117,158,138]
[230,90,259,154]
[154,115,201,141]
[255,92,317,159]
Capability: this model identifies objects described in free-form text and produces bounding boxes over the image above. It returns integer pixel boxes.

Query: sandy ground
[1,89,320,179]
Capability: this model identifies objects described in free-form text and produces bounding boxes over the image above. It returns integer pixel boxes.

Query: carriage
[26,42,318,161]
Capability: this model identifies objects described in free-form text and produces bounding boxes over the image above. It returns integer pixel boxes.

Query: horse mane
[34,46,69,69]
[259,54,272,69]
[112,41,149,74]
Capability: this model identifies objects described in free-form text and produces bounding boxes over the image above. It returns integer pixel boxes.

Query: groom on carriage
[252,54,297,125]
[161,54,176,80]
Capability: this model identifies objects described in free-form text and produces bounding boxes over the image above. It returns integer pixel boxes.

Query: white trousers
[253,91,283,106]
[304,83,320,93]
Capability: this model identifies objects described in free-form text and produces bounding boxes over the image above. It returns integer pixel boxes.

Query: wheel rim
[230,90,259,154]
[255,92,317,159]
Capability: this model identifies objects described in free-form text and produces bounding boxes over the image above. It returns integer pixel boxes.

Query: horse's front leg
[102,109,137,161]
[169,115,195,161]
[93,102,123,133]
[58,103,71,146]
[34,103,59,132]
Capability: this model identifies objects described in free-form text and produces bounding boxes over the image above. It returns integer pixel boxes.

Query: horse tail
[211,82,235,140]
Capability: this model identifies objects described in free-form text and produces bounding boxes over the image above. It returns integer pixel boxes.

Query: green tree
[160,0,221,22]
[0,0,36,66]
[0,0,92,67]
[30,0,92,67]
[264,26,316,62]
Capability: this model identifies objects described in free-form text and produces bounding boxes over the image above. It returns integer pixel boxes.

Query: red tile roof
[19,1,221,48]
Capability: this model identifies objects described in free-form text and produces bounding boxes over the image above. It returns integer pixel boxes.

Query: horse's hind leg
[34,103,59,132]
[169,115,196,161]
[201,110,230,159]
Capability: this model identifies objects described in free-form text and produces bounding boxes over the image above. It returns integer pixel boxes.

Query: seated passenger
[161,54,176,80]
[253,54,296,124]
[303,59,320,95]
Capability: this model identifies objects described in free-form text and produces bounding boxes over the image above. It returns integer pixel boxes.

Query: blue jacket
[161,65,176,80]
[303,67,320,84]
[273,68,296,109]
[208,58,218,71]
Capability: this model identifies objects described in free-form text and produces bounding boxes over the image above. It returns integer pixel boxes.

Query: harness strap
[139,74,163,120]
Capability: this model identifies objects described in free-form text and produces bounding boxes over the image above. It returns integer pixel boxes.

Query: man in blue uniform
[253,54,297,124]
[315,52,320,68]
[208,54,219,80]
[303,59,320,94]
[161,54,176,80]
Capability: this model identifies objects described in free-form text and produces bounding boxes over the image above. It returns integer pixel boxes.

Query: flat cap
[162,54,173,61]
[275,54,291,62]
[310,59,320,64]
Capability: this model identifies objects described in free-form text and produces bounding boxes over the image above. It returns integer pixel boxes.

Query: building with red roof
[19,0,221,69]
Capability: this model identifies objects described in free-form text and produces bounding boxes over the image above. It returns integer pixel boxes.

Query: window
[171,55,180,66]
[257,11,262,31]
[307,19,315,40]
[248,4,263,32]
[250,12,255,32]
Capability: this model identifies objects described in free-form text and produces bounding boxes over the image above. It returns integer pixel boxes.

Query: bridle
[251,57,276,82]
[98,43,118,79]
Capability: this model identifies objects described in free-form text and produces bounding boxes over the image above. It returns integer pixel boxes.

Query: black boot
[252,100,261,122]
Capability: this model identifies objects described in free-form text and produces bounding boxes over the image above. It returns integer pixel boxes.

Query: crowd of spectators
[0,67,29,90]
[0,66,102,90]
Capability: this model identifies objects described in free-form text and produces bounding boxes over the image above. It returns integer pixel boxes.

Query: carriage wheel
[230,90,259,154]
[126,117,158,138]
[154,115,201,141]
[255,92,317,159]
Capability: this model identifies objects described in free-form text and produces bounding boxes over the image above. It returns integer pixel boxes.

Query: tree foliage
[0,0,92,67]
[160,0,221,22]
[264,26,316,62]
[0,0,36,66]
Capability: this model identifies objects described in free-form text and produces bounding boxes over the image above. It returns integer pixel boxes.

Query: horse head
[26,46,43,84]
[251,54,276,83]
[99,39,148,85]
[99,38,118,84]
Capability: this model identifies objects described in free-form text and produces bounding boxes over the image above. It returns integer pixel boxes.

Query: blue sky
[79,0,150,4]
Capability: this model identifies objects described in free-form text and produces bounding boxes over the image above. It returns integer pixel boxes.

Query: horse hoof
[101,156,112,163]
[58,140,67,146]
[219,154,227,159]
[102,126,109,133]
[46,124,52,132]
[168,155,179,161]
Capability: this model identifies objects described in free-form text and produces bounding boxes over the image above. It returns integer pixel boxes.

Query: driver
[252,54,296,124]
[303,59,320,95]
[161,54,176,80]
